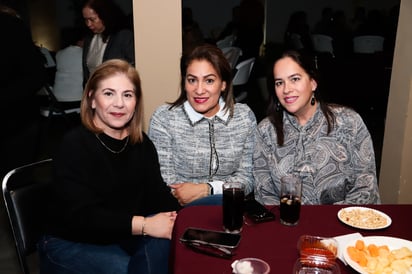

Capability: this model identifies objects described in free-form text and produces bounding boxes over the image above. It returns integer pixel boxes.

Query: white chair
[216,34,236,49]
[39,47,56,68]
[221,46,242,68]
[312,34,334,57]
[38,84,80,118]
[353,35,384,54]
[233,57,255,103]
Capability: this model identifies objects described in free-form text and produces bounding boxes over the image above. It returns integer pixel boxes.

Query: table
[170,204,412,274]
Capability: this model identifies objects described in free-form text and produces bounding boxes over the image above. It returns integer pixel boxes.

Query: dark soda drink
[280,195,301,225]
[223,187,245,233]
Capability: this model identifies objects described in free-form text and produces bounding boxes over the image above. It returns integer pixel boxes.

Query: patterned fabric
[148,101,257,195]
[253,105,381,205]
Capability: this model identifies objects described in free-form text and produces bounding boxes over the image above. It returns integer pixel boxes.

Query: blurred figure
[0,3,46,177]
[354,9,386,37]
[0,3,46,272]
[313,7,334,36]
[349,6,366,33]
[217,5,241,41]
[330,10,352,58]
[52,27,85,104]
[234,0,264,59]
[182,6,204,56]
[284,10,313,53]
[81,0,134,85]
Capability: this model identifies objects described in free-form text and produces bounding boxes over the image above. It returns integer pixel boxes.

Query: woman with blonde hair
[39,59,181,274]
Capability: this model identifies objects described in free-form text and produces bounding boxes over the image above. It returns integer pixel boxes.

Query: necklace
[95,134,129,154]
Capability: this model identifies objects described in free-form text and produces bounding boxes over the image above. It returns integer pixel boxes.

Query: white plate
[343,236,412,274]
[337,206,391,230]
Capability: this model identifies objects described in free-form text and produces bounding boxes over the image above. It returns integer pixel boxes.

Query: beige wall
[379,0,412,204]
[133,1,182,130]
[134,1,412,204]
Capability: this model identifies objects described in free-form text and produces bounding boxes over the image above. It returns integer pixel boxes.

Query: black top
[0,11,46,132]
[46,126,181,244]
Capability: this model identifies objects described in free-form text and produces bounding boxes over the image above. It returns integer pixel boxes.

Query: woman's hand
[170,183,209,206]
[144,211,177,239]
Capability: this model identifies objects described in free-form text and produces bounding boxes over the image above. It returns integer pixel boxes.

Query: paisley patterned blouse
[253,105,381,205]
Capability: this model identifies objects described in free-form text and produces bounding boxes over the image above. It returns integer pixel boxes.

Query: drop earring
[276,101,281,112]
[310,94,315,106]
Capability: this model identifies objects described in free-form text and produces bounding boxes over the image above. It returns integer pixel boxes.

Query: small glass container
[297,235,339,271]
[232,258,270,274]
[293,258,341,274]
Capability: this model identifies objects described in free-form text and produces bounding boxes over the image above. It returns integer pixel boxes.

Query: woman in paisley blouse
[253,50,381,205]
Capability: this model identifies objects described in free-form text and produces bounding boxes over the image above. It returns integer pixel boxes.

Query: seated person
[148,44,257,206]
[253,50,381,205]
[38,59,181,274]
[52,28,84,106]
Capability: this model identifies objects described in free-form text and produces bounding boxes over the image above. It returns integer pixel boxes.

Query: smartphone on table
[180,227,241,249]
[245,198,276,223]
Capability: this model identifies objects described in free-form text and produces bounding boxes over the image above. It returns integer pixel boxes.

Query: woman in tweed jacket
[253,50,380,205]
[148,45,257,206]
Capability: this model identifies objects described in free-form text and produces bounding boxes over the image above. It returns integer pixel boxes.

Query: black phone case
[245,199,276,223]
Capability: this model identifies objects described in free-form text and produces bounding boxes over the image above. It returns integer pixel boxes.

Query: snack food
[346,239,412,274]
[338,207,390,229]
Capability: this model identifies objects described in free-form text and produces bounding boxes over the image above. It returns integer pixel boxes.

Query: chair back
[312,34,334,56]
[233,57,255,102]
[353,35,384,54]
[2,158,53,274]
[221,46,243,68]
[39,84,80,118]
[216,34,235,49]
[233,57,255,86]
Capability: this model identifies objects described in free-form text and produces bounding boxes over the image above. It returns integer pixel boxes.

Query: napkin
[333,232,363,265]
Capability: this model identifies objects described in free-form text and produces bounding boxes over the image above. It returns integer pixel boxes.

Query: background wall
[379,0,412,203]
[182,0,399,44]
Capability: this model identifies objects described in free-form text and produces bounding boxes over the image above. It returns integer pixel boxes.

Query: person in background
[234,0,264,59]
[148,44,257,206]
[284,10,313,53]
[0,3,46,273]
[0,3,46,177]
[181,6,204,57]
[38,59,181,274]
[253,50,380,205]
[52,27,85,105]
[217,5,240,41]
[81,0,134,85]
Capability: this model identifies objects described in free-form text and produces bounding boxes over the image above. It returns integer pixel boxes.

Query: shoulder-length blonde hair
[80,59,144,144]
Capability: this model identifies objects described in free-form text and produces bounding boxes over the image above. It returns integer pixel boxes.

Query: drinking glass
[222,182,245,233]
[279,174,302,226]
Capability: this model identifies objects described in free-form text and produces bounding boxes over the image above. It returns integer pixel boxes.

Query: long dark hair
[170,44,235,116]
[82,0,128,42]
[267,50,335,146]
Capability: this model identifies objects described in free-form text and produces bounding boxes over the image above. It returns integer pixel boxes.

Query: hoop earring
[310,94,315,106]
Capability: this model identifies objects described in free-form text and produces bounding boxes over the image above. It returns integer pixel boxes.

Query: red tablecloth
[170,204,412,274]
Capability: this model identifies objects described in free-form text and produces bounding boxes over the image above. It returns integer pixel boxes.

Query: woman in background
[253,50,380,205]
[81,0,134,84]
